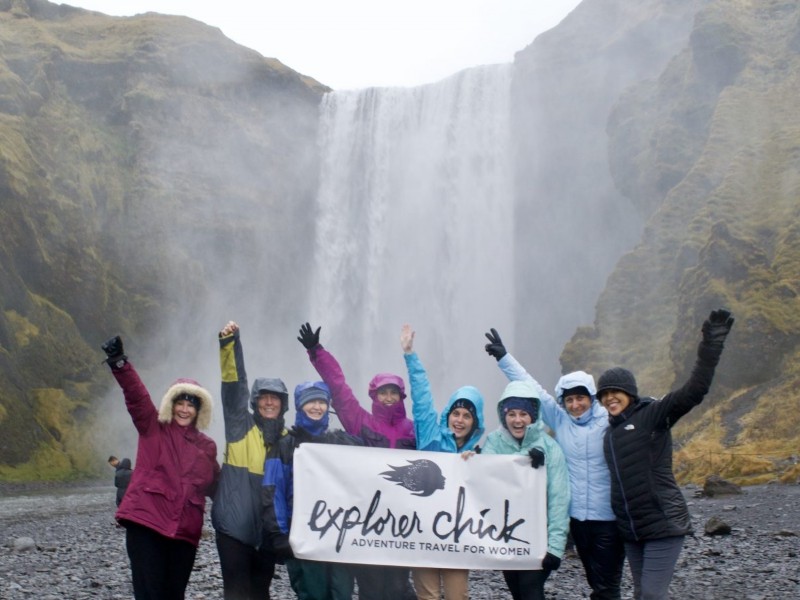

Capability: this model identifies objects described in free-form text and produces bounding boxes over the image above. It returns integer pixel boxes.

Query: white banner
[290,445,547,570]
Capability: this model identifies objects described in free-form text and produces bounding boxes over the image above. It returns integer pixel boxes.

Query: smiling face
[172,398,198,427]
[599,389,632,417]
[257,392,283,420]
[448,407,475,447]
[376,384,402,406]
[563,392,592,418]
[301,399,329,421]
[504,408,533,439]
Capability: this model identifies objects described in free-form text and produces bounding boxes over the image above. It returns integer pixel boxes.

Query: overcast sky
[63,1,582,89]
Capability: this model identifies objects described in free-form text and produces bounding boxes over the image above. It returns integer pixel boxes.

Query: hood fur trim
[159,378,214,430]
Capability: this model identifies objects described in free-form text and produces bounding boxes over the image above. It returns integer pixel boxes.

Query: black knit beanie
[596,367,638,399]
[449,398,478,422]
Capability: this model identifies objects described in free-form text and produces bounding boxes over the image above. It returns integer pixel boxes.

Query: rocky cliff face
[559,0,800,483]
[0,0,324,479]
[509,0,711,383]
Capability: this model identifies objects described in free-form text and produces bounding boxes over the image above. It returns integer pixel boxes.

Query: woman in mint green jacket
[481,379,570,600]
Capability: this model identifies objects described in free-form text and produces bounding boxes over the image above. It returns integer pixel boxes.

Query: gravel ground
[0,481,798,599]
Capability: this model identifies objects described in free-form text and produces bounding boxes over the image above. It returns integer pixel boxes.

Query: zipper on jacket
[608,431,638,540]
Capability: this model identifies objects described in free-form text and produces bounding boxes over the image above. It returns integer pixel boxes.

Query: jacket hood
[367,373,407,401]
[158,378,214,430]
[250,377,289,415]
[554,370,597,404]
[117,458,132,470]
[496,379,543,434]
[440,385,486,448]
[368,372,409,424]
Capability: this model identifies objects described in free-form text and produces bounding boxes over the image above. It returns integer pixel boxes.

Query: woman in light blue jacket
[484,329,624,600]
[480,379,570,600]
[401,324,484,600]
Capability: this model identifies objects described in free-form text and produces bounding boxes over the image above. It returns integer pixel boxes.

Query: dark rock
[704,516,732,535]
[703,475,742,497]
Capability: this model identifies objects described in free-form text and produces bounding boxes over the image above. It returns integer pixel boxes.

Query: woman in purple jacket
[297,323,416,600]
[102,336,220,600]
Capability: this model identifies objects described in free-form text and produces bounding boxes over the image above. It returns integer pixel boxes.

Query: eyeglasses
[176,393,200,404]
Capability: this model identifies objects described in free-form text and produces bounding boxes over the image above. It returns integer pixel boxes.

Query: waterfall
[309,64,515,405]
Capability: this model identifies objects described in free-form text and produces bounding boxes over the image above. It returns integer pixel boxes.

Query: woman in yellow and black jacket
[212,321,289,600]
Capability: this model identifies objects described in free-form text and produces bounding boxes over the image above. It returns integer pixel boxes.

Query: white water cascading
[308,64,516,404]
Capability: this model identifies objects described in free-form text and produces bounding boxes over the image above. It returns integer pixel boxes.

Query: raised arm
[484,328,561,428]
[102,336,158,436]
[218,321,251,441]
[652,308,734,427]
[299,322,368,437]
[401,325,439,449]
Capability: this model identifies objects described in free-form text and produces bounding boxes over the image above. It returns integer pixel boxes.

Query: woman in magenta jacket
[102,336,220,600]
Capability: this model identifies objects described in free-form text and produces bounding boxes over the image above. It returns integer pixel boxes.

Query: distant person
[298,322,416,600]
[400,324,484,600]
[465,379,570,600]
[101,335,220,600]
[262,381,362,599]
[108,455,133,507]
[483,329,625,599]
[213,321,290,600]
[599,308,734,600]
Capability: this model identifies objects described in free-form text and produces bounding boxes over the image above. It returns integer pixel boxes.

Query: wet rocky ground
[0,481,798,599]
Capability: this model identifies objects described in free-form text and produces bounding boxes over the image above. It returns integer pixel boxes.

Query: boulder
[12,537,36,552]
[703,475,742,497]
[704,516,732,536]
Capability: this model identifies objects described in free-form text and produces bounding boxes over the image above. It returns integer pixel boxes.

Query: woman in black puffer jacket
[598,309,734,600]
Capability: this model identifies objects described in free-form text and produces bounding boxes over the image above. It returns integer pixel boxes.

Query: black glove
[289,426,314,446]
[101,335,127,369]
[528,448,545,469]
[541,552,561,571]
[272,534,294,561]
[297,322,321,350]
[702,308,734,345]
[261,418,285,446]
[484,328,507,361]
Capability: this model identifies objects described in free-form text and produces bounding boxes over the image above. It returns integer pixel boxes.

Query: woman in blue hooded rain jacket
[484,328,624,599]
[261,381,361,600]
[400,324,485,600]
